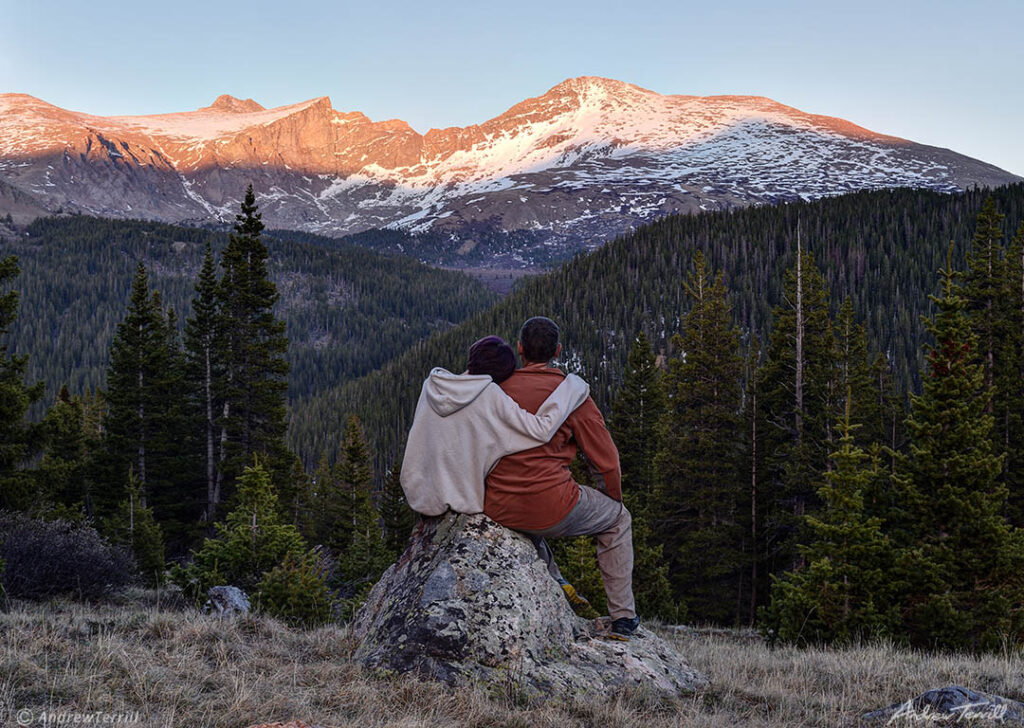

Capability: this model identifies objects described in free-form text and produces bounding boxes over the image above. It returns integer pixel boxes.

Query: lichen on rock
[352,512,709,703]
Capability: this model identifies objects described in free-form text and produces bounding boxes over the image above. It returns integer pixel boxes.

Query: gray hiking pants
[523,484,636,620]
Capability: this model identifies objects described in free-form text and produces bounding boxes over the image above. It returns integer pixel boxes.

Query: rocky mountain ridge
[1,77,1019,263]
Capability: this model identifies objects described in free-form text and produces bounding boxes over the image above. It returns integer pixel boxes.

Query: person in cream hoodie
[401,336,589,517]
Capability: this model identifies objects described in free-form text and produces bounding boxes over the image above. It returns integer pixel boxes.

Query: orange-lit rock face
[0,77,1018,245]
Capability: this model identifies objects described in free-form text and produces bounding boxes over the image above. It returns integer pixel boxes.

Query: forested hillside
[290,183,1024,470]
[0,216,497,411]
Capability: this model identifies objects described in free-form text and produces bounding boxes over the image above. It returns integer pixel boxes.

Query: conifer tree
[0,255,44,511]
[37,384,88,516]
[379,463,417,558]
[170,457,306,598]
[834,298,885,448]
[149,300,197,550]
[653,251,745,623]
[103,467,166,586]
[185,243,223,522]
[334,413,372,527]
[214,185,290,512]
[609,331,665,517]
[963,197,1005,399]
[338,478,392,593]
[894,243,1024,650]
[1001,223,1024,526]
[98,263,168,514]
[761,395,898,645]
[757,246,835,576]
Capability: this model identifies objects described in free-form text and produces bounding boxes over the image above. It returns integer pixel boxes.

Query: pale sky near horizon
[2,0,1022,176]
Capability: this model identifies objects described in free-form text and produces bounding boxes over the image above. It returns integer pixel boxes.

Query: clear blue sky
[3,0,1022,176]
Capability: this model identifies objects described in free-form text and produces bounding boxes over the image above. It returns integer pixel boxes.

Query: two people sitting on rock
[401,316,641,640]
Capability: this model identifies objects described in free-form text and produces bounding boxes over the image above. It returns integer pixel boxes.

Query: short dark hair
[466,336,516,384]
[519,316,559,363]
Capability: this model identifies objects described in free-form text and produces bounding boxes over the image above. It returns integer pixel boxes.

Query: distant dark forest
[0,215,497,413]
[291,183,1024,471]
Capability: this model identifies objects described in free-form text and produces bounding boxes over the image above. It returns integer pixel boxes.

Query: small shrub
[256,549,335,628]
[0,510,137,599]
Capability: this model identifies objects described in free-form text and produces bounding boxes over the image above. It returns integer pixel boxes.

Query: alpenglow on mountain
[1,76,1018,252]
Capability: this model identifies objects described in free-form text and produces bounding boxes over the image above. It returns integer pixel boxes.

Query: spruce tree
[761,395,898,645]
[609,331,665,517]
[1001,223,1024,526]
[98,263,168,514]
[963,197,1005,399]
[757,246,835,576]
[894,243,1024,650]
[37,384,88,517]
[379,463,417,558]
[103,467,166,586]
[834,298,885,449]
[170,457,306,598]
[0,255,44,511]
[334,414,372,528]
[653,251,745,623]
[214,185,291,513]
[185,243,223,522]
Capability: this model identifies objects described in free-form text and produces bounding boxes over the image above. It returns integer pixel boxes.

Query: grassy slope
[3,589,1022,727]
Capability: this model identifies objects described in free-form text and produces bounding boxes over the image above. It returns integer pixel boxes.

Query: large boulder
[202,585,251,617]
[351,512,709,703]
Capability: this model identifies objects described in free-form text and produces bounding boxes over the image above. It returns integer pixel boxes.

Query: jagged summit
[0,79,1018,256]
[204,95,265,113]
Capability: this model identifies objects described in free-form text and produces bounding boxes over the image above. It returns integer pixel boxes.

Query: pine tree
[963,197,1005,399]
[338,478,392,593]
[894,243,1024,650]
[1001,223,1024,526]
[103,467,166,586]
[170,456,306,599]
[757,245,835,577]
[37,384,88,517]
[334,414,372,529]
[379,463,417,558]
[653,251,745,623]
[148,300,197,552]
[609,331,665,517]
[761,395,898,645]
[214,185,291,513]
[0,255,44,511]
[834,298,885,449]
[186,243,224,523]
[97,263,168,514]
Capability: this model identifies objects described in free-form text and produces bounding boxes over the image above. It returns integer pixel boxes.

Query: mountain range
[1,76,1019,263]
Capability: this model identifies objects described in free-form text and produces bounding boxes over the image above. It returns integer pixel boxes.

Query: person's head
[466,335,517,383]
[518,316,561,364]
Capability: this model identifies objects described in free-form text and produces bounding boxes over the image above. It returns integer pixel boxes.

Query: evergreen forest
[2,182,1023,649]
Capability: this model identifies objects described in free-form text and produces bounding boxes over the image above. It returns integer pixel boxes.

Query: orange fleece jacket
[484,363,621,530]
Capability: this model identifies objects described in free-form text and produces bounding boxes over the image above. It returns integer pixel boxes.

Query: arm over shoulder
[493,373,590,454]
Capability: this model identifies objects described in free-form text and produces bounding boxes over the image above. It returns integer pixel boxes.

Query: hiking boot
[610,616,643,640]
[561,583,600,620]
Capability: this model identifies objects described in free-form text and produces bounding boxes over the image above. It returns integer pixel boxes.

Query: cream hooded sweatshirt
[401,367,590,516]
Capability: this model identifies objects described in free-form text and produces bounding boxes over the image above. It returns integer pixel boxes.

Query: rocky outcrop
[861,686,1024,725]
[202,585,250,617]
[351,512,709,704]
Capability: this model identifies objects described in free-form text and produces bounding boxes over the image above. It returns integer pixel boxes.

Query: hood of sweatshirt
[424,367,493,417]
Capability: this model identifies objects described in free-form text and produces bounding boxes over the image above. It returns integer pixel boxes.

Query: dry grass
[1,589,1022,728]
